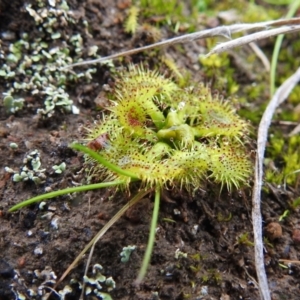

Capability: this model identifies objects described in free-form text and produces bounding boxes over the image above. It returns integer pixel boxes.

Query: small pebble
[1,31,16,40]
[265,222,282,240]
[173,208,180,215]
[191,224,198,235]
[51,217,59,230]
[34,246,43,256]
[45,186,52,192]
[48,205,57,211]
[292,229,300,244]
[41,212,54,220]
[39,201,47,210]
[220,294,230,300]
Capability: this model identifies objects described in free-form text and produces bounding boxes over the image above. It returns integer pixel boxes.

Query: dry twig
[208,25,300,55]
[63,18,300,69]
[252,67,300,300]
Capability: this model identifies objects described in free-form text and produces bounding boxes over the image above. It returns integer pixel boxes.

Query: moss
[199,49,239,95]
[124,0,199,35]
[289,86,300,106]
[237,232,254,246]
[139,0,197,26]
[275,37,300,90]
[124,5,139,34]
[209,269,222,284]
[217,212,232,222]
[266,134,300,186]
[211,1,281,23]
[238,105,263,126]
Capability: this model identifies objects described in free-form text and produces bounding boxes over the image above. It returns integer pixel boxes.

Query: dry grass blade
[252,66,300,300]
[208,25,300,55]
[63,17,300,69]
[248,42,270,72]
[288,122,300,136]
[279,259,300,265]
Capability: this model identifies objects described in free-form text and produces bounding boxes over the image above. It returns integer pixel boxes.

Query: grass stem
[9,180,125,212]
[136,187,161,284]
[270,0,300,95]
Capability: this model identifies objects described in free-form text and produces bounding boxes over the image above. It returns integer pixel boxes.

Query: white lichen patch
[120,245,136,262]
[33,246,44,256]
[83,264,116,299]
[9,263,115,299]
[174,248,187,259]
[50,217,59,230]
[58,285,73,299]
[52,162,66,174]
[0,0,107,118]
[5,150,67,191]
[5,150,47,184]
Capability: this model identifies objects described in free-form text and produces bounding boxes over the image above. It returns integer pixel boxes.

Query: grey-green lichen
[0,0,103,117]
[83,264,115,299]
[120,245,136,262]
[5,150,46,184]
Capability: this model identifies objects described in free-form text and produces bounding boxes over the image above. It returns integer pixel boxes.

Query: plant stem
[270,0,300,95]
[8,180,125,212]
[135,187,161,284]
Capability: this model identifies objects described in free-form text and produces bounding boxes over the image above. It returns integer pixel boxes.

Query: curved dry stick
[208,25,300,55]
[252,66,300,300]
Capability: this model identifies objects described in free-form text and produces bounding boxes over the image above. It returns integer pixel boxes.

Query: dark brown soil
[1,1,300,300]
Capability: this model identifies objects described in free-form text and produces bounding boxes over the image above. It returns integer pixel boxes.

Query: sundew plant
[9,64,252,283]
[85,65,251,190]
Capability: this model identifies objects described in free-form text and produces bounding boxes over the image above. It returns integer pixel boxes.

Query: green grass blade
[270,0,300,95]
[8,180,125,212]
[136,187,161,284]
[70,143,140,180]
[262,0,293,4]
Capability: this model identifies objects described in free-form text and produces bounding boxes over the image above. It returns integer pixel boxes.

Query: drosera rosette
[8,64,252,290]
[85,64,252,190]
